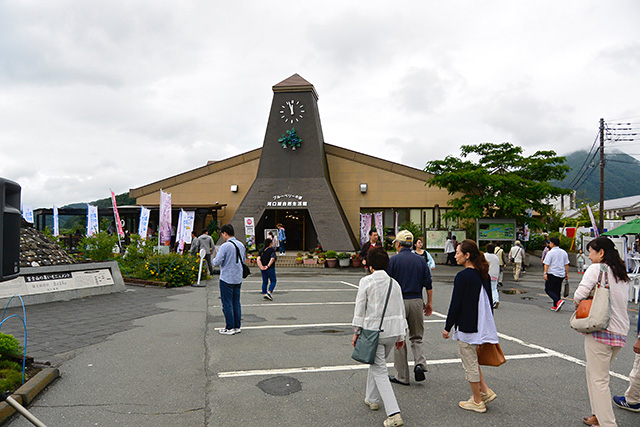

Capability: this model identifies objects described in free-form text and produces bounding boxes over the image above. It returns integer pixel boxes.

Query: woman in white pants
[574,237,630,427]
[352,247,407,427]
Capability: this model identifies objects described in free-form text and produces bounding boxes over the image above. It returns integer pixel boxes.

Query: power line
[566,130,600,188]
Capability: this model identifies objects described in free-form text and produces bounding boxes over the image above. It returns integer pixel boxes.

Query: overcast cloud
[1,0,639,208]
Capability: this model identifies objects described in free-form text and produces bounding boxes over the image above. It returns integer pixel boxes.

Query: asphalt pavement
[2,262,639,426]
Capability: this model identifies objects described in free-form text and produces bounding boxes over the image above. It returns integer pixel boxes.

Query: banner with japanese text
[359,213,372,247]
[159,190,172,246]
[138,206,150,239]
[374,212,383,237]
[53,205,59,237]
[87,205,99,236]
[182,211,195,244]
[110,190,125,238]
[22,205,33,223]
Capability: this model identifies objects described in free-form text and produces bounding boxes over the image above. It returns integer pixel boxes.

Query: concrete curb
[0,367,59,424]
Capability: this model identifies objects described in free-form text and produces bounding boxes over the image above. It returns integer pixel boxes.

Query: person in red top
[360,229,383,268]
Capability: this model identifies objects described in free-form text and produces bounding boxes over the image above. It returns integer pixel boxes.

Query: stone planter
[338,258,350,267]
[351,258,362,268]
[303,258,317,265]
[326,258,338,268]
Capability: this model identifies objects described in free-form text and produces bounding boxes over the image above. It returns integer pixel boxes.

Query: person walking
[485,243,500,309]
[543,237,570,311]
[198,229,215,276]
[212,224,246,335]
[444,235,456,266]
[574,237,630,427]
[508,241,524,282]
[360,229,383,269]
[277,223,286,255]
[413,237,435,270]
[189,231,200,256]
[577,249,587,274]
[387,230,433,386]
[352,247,407,427]
[258,237,277,301]
[494,242,505,287]
[612,312,640,413]
[442,239,498,414]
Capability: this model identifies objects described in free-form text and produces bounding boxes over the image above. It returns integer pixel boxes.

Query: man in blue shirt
[212,224,246,335]
[387,230,433,385]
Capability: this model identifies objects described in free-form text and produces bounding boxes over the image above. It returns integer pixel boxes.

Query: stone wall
[20,219,76,267]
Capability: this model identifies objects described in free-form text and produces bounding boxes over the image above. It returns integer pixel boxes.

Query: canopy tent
[602,217,640,236]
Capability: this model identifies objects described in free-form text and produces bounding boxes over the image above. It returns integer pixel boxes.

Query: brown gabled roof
[129,144,431,199]
[273,74,318,100]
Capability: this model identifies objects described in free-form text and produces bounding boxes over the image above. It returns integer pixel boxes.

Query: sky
[1,0,639,209]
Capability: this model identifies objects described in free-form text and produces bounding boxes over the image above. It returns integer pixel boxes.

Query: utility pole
[599,118,605,232]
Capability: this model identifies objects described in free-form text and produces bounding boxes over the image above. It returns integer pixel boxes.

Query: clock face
[279,99,305,123]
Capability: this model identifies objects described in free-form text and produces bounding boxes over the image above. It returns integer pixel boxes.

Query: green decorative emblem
[278,127,302,150]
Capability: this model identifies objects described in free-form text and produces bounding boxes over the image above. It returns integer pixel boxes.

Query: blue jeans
[261,268,277,294]
[279,241,285,254]
[219,280,242,329]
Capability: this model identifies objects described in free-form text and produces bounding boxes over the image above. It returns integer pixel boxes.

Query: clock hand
[288,103,294,115]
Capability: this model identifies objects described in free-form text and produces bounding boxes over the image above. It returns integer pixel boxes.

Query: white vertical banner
[87,205,99,236]
[138,206,150,239]
[176,209,185,252]
[183,211,195,244]
[22,205,34,223]
[374,212,383,237]
[53,205,59,236]
[394,211,399,236]
[586,205,599,237]
[523,224,530,241]
[159,190,172,246]
[110,190,125,238]
[244,217,256,251]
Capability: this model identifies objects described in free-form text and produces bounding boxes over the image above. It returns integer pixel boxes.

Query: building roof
[603,194,640,210]
[272,73,319,100]
[129,143,432,199]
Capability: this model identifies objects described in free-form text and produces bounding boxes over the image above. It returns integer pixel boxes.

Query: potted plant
[303,253,317,265]
[351,253,362,268]
[325,250,338,268]
[295,256,303,264]
[337,252,350,267]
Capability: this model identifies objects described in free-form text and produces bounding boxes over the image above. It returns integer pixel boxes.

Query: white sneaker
[219,328,235,335]
[231,328,241,334]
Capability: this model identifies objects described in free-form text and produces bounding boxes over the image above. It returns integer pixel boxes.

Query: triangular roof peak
[273,73,318,100]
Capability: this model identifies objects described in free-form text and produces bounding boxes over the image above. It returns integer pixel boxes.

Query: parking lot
[5,267,639,426]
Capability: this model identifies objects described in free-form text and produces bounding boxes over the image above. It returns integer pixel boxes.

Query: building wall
[135,158,260,226]
[326,153,453,238]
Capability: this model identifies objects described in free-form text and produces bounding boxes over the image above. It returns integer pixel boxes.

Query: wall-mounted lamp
[230,185,238,193]
[360,183,368,193]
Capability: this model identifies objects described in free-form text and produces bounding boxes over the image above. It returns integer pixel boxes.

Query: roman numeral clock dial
[279,100,305,124]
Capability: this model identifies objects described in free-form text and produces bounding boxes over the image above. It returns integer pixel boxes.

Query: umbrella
[602,217,640,236]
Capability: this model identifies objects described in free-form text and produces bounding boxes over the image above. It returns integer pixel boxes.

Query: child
[576,249,586,274]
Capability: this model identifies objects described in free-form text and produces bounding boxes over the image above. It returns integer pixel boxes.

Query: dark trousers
[261,268,277,294]
[545,273,564,305]
[204,253,214,275]
[219,280,242,329]
[446,252,456,265]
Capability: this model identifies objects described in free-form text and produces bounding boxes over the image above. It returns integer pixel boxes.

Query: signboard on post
[476,218,517,242]
[244,217,256,251]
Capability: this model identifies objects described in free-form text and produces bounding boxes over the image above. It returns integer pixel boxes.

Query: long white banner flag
[138,206,150,239]
[159,190,172,246]
[87,205,99,236]
[53,205,59,236]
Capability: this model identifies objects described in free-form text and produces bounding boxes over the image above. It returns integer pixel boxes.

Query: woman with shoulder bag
[574,237,630,427]
[352,248,407,427]
[443,239,499,413]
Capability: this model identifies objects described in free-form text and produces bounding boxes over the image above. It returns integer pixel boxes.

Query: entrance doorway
[257,209,318,252]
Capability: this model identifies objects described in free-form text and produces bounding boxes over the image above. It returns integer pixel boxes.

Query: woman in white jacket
[352,247,408,427]
[574,237,630,427]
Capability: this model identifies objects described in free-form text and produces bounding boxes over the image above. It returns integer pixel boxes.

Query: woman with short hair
[352,247,407,427]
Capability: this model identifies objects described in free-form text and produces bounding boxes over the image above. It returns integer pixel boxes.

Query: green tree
[424,143,571,227]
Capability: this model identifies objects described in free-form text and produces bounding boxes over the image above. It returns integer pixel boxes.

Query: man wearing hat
[387,229,433,385]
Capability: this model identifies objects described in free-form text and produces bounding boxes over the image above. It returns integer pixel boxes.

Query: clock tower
[228,74,356,251]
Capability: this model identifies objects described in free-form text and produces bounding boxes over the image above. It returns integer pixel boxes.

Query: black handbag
[351,279,393,364]
[230,241,251,279]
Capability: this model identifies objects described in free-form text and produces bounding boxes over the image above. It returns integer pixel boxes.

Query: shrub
[325,250,338,259]
[0,369,22,391]
[144,253,202,287]
[0,333,22,355]
[79,231,119,261]
[336,252,348,259]
[399,221,422,239]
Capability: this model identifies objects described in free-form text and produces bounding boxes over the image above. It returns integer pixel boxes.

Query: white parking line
[213,319,445,331]
[340,281,359,288]
[218,353,553,378]
[214,302,356,308]
[241,289,356,293]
